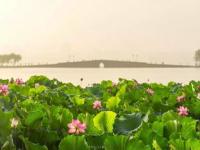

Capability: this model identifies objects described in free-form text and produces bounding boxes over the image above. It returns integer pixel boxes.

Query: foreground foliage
[0,76,200,150]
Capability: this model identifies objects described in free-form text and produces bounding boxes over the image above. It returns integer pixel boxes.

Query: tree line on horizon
[0,53,22,66]
[194,49,200,66]
[0,50,199,67]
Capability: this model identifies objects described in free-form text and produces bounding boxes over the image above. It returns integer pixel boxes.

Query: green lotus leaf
[20,136,48,150]
[59,136,89,150]
[127,139,151,150]
[169,139,185,150]
[114,113,143,135]
[25,110,44,126]
[93,111,116,133]
[104,135,128,150]
[0,110,12,145]
[106,96,121,110]
[78,113,103,136]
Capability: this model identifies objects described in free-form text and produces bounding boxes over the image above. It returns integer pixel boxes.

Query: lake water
[0,68,199,86]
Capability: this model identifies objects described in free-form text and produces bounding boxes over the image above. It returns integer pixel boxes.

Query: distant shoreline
[0,60,198,68]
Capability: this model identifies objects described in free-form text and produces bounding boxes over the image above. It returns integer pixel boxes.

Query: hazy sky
[0,0,200,65]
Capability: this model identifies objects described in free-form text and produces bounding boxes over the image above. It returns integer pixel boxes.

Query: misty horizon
[1,0,200,65]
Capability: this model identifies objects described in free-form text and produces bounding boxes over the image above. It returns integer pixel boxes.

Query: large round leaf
[20,136,48,150]
[169,139,185,150]
[59,136,89,150]
[25,110,44,126]
[0,110,12,144]
[181,117,196,139]
[106,96,121,110]
[93,111,116,133]
[78,113,103,136]
[114,113,143,134]
[127,139,151,150]
[186,139,200,150]
[49,106,73,129]
[104,135,128,150]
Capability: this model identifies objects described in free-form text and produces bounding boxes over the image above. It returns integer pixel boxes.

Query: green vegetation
[0,76,200,150]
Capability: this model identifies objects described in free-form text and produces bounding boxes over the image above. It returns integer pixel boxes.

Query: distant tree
[194,49,200,66]
[9,53,22,65]
[0,53,22,66]
[0,55,10,65]
[14,54,22,64]
[4,54,11,64]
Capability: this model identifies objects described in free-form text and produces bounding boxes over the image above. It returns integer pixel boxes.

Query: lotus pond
[0,76,200,150]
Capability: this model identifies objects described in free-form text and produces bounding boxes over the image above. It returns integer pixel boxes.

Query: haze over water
[0,68,199,86]
[0,0,200,65]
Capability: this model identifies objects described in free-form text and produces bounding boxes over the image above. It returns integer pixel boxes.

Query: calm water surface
[0,68,199,86]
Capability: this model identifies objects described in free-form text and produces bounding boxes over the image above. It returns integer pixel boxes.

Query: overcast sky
[0,0,200,65]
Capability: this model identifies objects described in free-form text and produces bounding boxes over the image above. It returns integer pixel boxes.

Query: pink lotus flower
[0,84,9,96]
[112,82,117,87]
[177,94,185,102]
[93,100,102,110]
[177,106,188,116]
[16,78,24,85]
[67,119,86,134]
[146,88,154,96]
